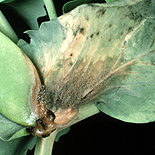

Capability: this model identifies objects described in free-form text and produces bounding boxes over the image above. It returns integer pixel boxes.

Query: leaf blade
[19,0,155,123]
[0,136,36,155]
[0,31,41,127]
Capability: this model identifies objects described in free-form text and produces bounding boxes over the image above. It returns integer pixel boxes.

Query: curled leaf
[0,31,42,126]
[63,0,105,14]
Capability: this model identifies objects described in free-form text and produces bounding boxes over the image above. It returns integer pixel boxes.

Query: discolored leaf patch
[19,0,155,123]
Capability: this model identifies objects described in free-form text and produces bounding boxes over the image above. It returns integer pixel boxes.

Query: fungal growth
[27,85,57,137]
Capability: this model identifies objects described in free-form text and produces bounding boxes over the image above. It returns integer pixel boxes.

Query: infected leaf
[18,0,155,124]
[0,32,57,138]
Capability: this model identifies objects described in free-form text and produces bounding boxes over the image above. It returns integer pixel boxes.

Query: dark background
[52,112,155,155]
[28,112,155,155]
[25,0,155,154]
[54,0,70,16]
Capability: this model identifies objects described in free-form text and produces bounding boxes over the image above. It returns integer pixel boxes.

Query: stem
[34,130,57,155]
[0,11,18,43]
[34,103,100,155]
[71,103,100,125]
[43,0,57,20]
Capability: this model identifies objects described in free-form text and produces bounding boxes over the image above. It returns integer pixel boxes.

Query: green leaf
[63,0,105,14]
[97,18,155,123]
[43,0,57,20]
[0,113,30,141]
[0,10,18,43]
[2,0,47,32]
[0,136,36,155]
[18,0,155,124]
[105,0,120,3]
[0,31,42,127]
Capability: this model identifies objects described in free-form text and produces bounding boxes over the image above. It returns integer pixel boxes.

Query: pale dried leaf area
[45,2,154,109]
[19,0,155,123]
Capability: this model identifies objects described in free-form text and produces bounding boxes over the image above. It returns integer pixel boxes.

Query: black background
[53,112,155,155]
[27,0,155,154]
[28,112,155,155]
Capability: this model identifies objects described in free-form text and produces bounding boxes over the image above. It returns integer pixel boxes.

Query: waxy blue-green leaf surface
[0,113,30,141]
[96,17,155,123]
[19,0,155,124]
[0,31,41,127]
[5,0,47,30]
[0,136,36,155]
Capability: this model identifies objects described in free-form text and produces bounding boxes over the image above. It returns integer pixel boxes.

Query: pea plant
[0,0,154,154]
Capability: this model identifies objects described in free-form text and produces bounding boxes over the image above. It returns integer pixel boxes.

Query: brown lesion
[22,51,42,117]
[54,108,78,126]
[46,44,148,111]
[27,48,142,138]
[27,85,57,137]
[27,84,78,138]
[26,110,57,138]
[26,107,78,137]
[36,85,47,117]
